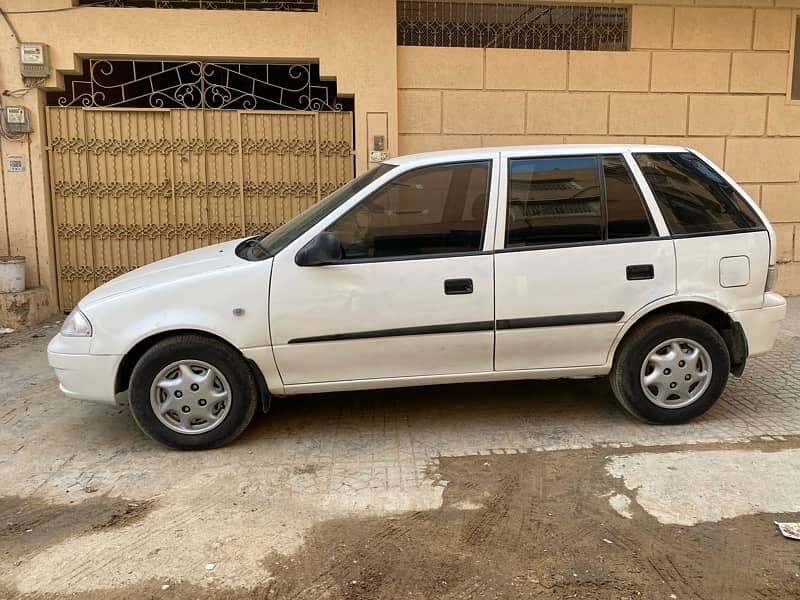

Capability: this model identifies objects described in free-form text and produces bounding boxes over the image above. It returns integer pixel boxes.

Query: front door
[269,157,499,385]
[493,152,676,371]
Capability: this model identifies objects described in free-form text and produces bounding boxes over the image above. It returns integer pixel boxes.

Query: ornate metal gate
[46,107,353,309]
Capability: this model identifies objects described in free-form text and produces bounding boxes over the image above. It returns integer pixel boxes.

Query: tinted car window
[328,161,490,260]
[507,156,602,248]
[604,155,654,239]
[634,152,762,235]
[259,163,395,256]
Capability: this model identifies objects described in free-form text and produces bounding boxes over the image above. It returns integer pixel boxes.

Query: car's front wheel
[610,314,730,424]
[129,335,258,449]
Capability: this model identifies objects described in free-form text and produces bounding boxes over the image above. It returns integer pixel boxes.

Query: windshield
[257,163,396,256]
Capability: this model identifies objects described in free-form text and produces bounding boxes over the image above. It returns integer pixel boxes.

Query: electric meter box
[19,43,49,79]
[3,106,32,134]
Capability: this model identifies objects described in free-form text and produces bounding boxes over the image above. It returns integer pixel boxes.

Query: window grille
[78,1,317,11]
[47,59,351,111]
[397,1,629,51]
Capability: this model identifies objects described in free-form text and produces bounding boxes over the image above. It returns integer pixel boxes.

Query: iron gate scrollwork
[47,110,353,308]
[46,60,353,309]
[48,60,352,112]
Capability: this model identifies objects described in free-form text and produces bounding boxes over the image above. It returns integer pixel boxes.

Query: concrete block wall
[397,5,800,295]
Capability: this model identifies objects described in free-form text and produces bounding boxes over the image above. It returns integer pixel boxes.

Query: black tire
[129,335,258,450]
[610,314,730,424]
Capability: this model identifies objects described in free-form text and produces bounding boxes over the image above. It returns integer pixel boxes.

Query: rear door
[493,150,676,371]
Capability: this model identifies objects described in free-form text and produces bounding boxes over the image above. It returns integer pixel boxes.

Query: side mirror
[295,231,343,266]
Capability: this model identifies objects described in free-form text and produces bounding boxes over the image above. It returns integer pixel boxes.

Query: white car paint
[494,239,677,370]
[49,239,275,401]
[270,253,496,384]
[48,144,787,408]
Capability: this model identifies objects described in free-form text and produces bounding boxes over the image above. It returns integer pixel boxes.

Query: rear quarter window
[633,152,763,235]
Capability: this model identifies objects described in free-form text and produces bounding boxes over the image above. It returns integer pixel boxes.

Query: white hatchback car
[49,145,787,449]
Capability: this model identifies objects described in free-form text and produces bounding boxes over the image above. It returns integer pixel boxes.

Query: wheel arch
[115,329,271,411]
[611,299,747,376]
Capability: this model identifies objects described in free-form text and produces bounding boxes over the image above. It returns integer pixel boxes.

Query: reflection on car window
[258,164,395,256]
[506,156,602,248]
[634,152,762,235]
[327,161,491,260]
[604,155,654,239]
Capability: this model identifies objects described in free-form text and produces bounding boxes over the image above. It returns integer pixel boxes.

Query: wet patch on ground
[4,446,800,599]
[1,495,154,565]
[292,464,319,476]
[257,449,800,599]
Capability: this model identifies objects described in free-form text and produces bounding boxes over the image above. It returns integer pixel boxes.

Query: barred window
[397,1,629,51]
[78,1,317,11]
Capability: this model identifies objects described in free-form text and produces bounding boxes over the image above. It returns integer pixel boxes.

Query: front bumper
[48,336,121,404]
[730,292,787,357]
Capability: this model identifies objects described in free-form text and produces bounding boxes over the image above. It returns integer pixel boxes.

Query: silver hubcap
[640,338,712,409]
[150,360,231,435]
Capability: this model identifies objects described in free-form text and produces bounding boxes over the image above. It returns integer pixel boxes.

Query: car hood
[79,238,248,308]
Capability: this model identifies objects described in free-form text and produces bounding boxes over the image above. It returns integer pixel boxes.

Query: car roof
[385,144,690,166]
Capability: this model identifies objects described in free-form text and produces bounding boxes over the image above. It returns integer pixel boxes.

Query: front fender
[84,259,272,356]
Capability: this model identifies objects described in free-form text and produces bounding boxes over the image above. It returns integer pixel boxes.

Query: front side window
[506,156,602,248]
[634,152,762,235]
[259,164,395,256]
[327,161,491,260]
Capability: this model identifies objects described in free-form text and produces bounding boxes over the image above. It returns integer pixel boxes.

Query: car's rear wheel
[129,335,258,449]
[610,314,729,424]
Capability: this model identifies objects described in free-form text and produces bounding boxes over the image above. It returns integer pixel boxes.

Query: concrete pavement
[1,299,799,598]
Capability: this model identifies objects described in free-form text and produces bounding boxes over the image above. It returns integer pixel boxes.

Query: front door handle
[444,278,473,295]
[627,264,654,280]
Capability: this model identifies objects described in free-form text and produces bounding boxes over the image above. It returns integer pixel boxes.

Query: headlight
[60,309,93,337]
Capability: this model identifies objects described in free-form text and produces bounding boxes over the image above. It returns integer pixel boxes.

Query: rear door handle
[444,278,473,295]
[627,264,654,280]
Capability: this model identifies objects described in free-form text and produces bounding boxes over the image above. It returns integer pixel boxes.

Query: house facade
[0,0,798,323]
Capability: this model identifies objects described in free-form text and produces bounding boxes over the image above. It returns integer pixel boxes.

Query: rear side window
[604,155,654,239]
[634,152,763,235]
[505,154,655,248]
[507,156,602,247]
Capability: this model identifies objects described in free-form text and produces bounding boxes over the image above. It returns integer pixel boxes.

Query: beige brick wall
[397,3,800,295]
